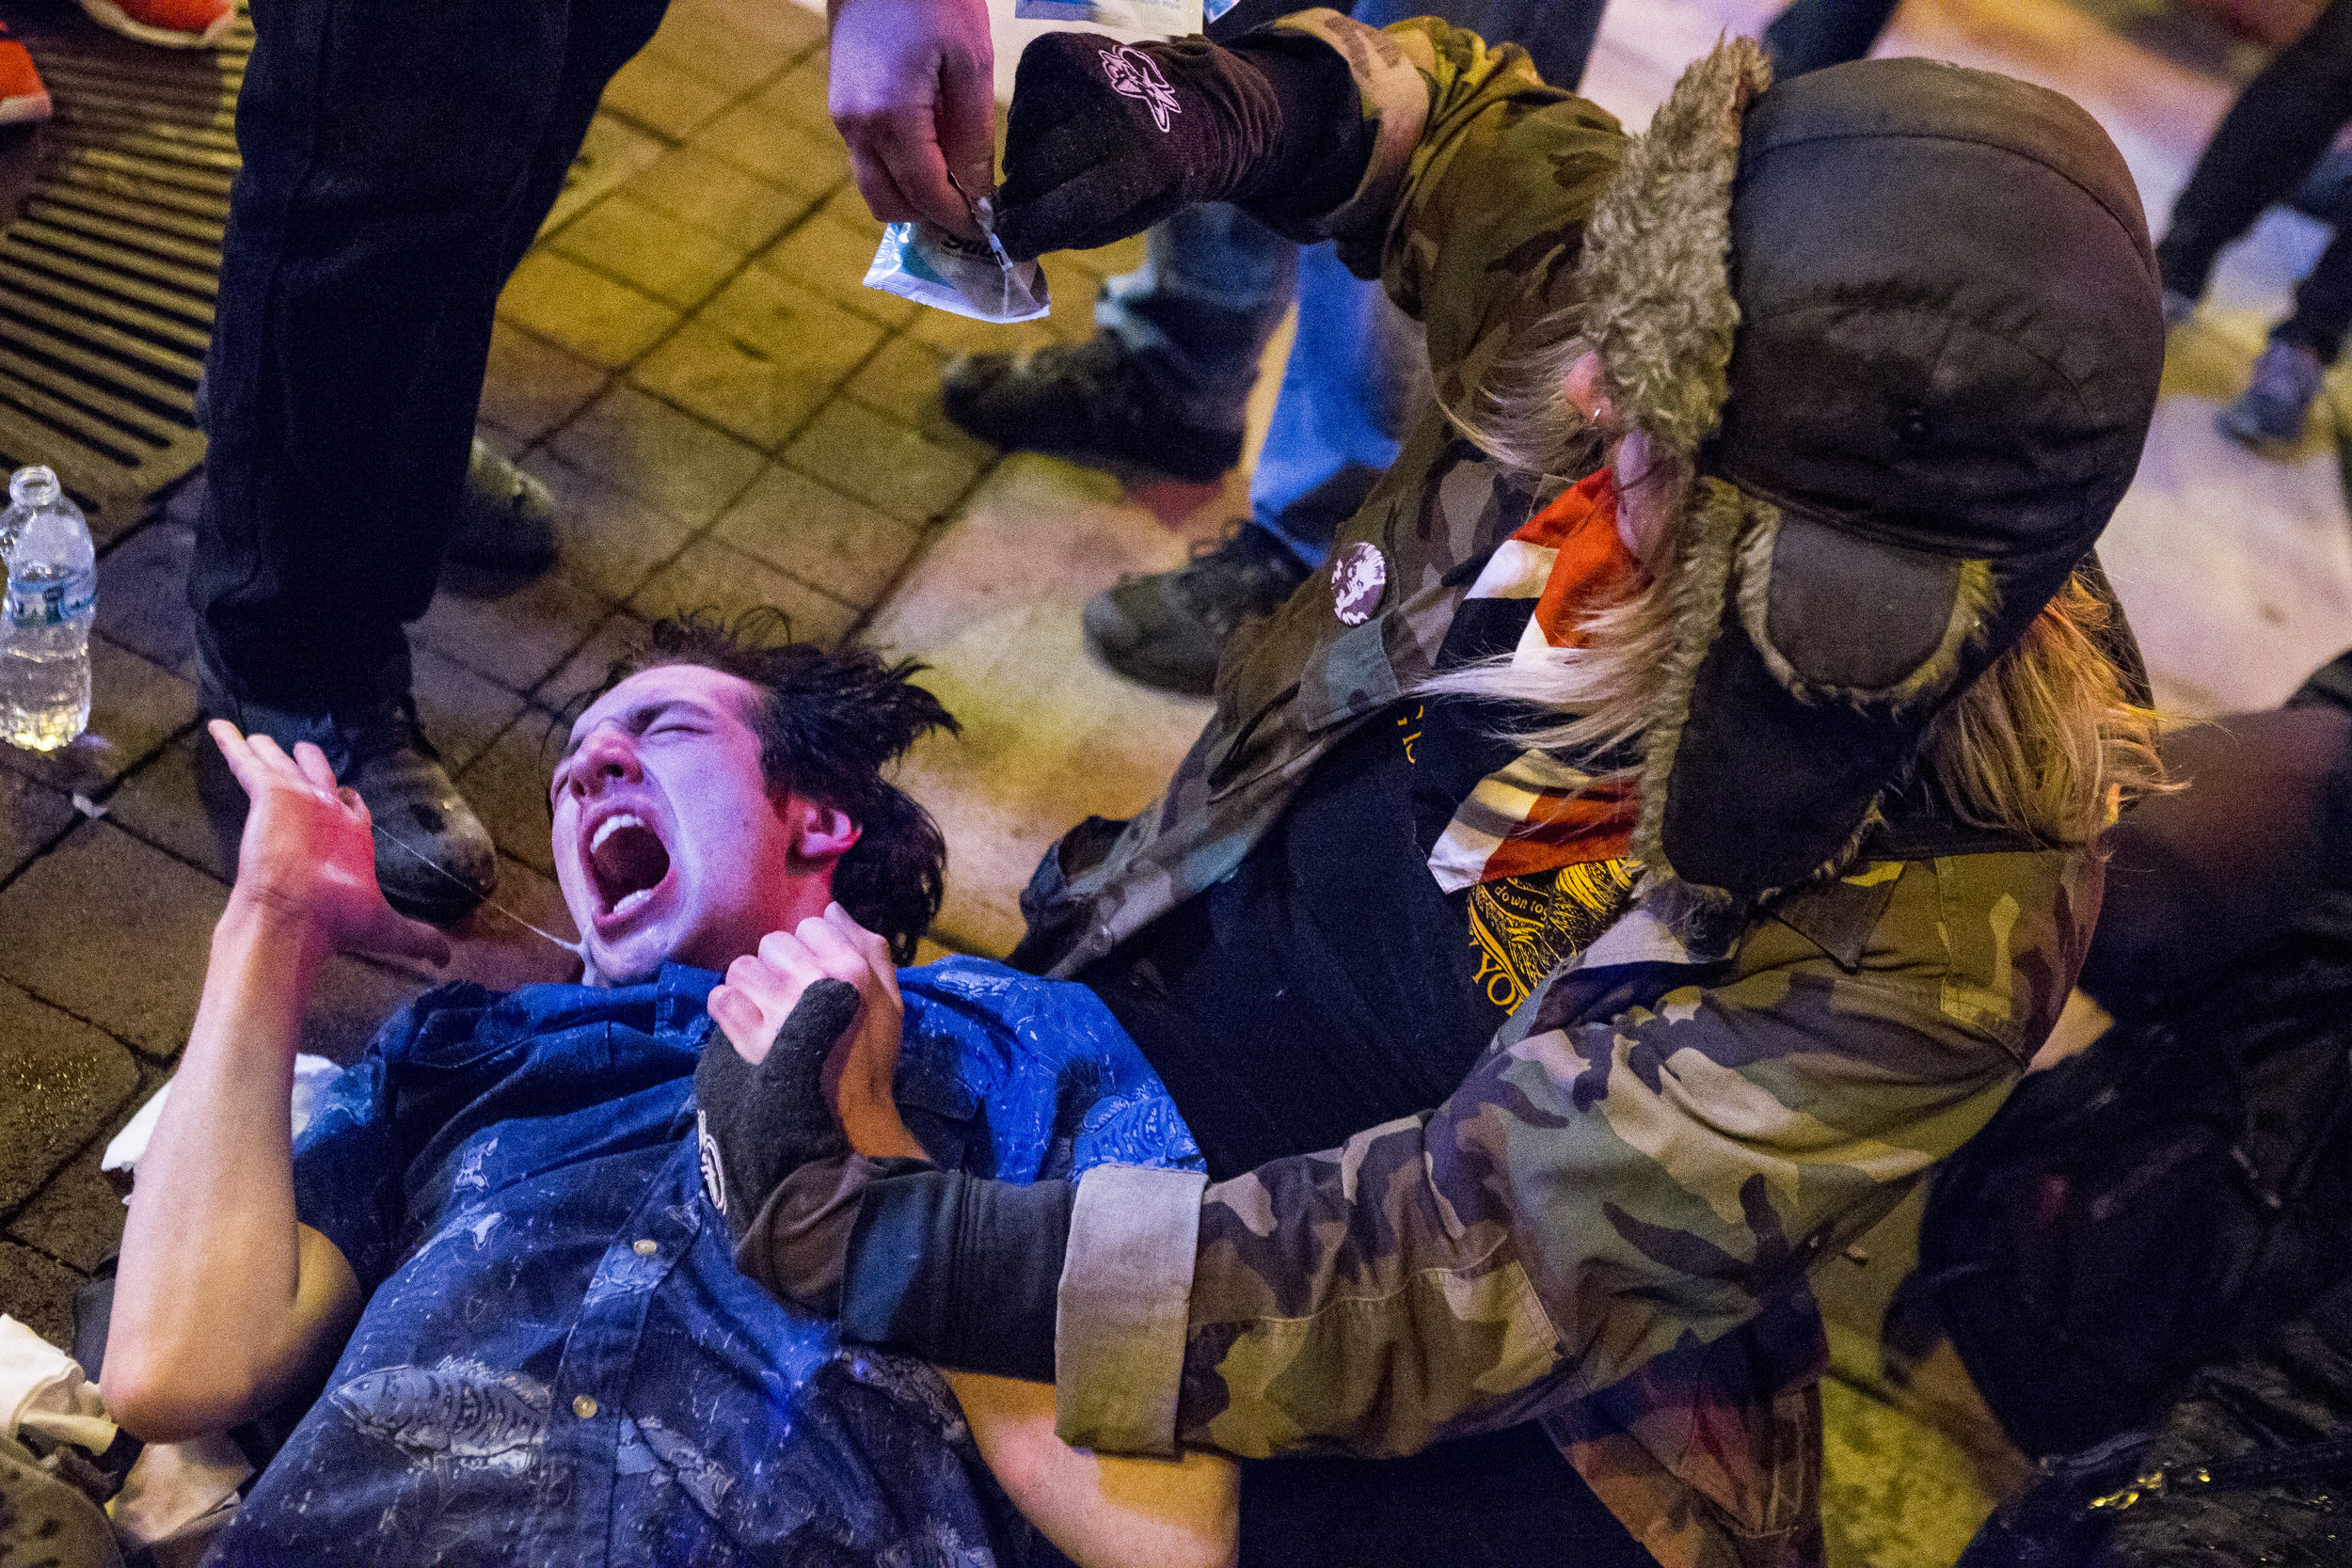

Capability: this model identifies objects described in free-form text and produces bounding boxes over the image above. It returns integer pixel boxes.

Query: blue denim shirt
[209,957,1200,1568]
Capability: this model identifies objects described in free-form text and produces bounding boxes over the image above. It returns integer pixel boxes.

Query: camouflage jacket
[1017,15,2104,1568]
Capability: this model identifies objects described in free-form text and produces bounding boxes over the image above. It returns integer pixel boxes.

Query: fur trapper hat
[1581,42,2165,903]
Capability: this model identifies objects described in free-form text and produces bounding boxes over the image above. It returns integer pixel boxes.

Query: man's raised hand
[828,0,996,241]
[207,721,452,967]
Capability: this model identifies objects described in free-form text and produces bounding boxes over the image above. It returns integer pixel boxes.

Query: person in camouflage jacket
[703,16,2168,1567]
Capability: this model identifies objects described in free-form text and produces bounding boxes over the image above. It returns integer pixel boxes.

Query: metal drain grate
[0,7,249,534]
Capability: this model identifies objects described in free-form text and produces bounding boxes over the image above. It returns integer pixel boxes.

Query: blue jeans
[1102,0,1607,569]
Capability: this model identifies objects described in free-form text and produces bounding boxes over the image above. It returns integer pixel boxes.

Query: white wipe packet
[863,192,1050,325]
[1013,0,1225,29]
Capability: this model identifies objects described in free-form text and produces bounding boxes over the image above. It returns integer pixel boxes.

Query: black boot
[446,438,556,573]
[1083,524,1311,695]
[942,334,1244,484]
[198,653,498,924]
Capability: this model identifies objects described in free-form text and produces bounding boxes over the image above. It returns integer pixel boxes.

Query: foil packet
[863,193,1050,325]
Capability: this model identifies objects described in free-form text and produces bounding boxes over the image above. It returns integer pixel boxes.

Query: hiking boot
[942,334,1243,483]
[2218,340,2328,447]
[199,657,498,924]
[1083,525,1311,695]
[0,24,51,126]
[448,438,557,574]
[79,0,234,48]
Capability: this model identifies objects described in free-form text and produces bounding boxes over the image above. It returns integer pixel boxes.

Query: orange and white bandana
[1426,469,1645,892]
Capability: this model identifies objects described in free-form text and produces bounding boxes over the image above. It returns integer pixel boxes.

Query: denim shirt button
[572,1394,599,1420]
[632,1238,658,1257]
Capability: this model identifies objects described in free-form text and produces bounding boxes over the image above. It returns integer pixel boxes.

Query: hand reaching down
[828,0,997,240]
[207,720,452,967]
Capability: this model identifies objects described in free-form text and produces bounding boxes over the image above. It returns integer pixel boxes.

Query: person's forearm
[103,898,351,1439]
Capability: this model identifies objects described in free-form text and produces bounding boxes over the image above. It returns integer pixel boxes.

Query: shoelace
[370,818,586,961]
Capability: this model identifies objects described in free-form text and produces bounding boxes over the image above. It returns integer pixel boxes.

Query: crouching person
[98,612,1238,1568]
[712,17,2171,1568]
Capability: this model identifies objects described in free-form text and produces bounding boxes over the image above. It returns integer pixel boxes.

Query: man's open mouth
[587,811,673,923]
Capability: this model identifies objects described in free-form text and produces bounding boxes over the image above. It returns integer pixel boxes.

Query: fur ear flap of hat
[1577,36,1770,467]
[1570,45,2162,909]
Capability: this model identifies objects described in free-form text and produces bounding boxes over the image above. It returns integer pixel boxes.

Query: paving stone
[596,49,734,143]
[94,517,196,675]
[754,213,917,328]
[457,712,567,878]
[843,332,950,420]
[548,384,767,528]
[641,4,801,95]
[749,50,832,136]
[630,537,859,647]
[0,823,223,1059]
[413,570,612,697]
[0,1242,81,1348]
[634,274,885,450]
[480,323,610,445]
[303,954,434,1067]
[711,463,919,610]
[519,450,699,604]
[0,978,138,1213]
[538,113,667,238]
[532,610,650,720]
[0,639,197,799]
[631,321,828,453]
[619,146,814,252]
[103,732,236,882]
[497,250,682,371]
[8,1147,126,1274]
[862,456,1214,955]
[413,646,530,775]
[668,0,825,55]
[844,335,994,467]
[0,770,78,882]
[693,102,851,198]
[550,194,748,313]
[782,400,982,527]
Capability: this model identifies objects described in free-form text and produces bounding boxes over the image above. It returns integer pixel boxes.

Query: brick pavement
[0,0,1168,1347]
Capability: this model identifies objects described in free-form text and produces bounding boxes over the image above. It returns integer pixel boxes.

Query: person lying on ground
[705,17,2172,1568]
[97,610,1238,1568]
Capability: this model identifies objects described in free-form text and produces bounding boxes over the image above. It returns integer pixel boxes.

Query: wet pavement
[2,0,2347,1561]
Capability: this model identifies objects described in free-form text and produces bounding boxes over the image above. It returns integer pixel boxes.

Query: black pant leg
[2157,0,2352,301]
[192,0,664,711]
[1239,1423,1654,1568]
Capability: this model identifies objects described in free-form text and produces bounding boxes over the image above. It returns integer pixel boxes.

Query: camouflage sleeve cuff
[1054,1164,1210,1456]
[1263,8,1433,254]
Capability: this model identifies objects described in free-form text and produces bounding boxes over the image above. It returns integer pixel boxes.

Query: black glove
[692,977,862,1243]
[995,29,1369,260]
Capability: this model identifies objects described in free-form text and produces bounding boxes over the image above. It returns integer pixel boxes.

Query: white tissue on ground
[101,1053,344,1179]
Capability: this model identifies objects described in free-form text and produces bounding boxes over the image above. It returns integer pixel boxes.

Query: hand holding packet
[863,191,1051,325]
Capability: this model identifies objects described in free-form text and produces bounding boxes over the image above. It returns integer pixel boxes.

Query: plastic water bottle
[0,466,95,752]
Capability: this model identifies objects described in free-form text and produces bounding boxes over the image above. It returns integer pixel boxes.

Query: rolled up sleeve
[1054,1164,1210,1454]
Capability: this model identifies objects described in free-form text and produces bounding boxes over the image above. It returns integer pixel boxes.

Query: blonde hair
[1422,556,2167,857]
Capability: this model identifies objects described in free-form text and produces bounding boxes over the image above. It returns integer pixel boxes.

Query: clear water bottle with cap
[0,466,95,752]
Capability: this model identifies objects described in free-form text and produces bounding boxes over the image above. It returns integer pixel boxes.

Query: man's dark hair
[595,610,959,963]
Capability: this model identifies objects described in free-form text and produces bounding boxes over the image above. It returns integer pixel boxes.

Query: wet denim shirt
[209,957,1200,1568]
